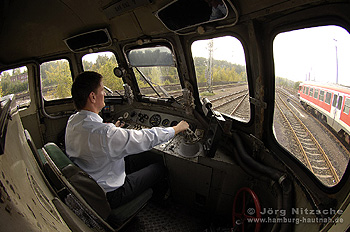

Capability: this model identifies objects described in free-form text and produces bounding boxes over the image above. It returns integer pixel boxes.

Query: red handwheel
[232,187,261,232]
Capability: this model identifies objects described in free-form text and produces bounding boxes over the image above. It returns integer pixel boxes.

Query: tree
[44,60,72,99]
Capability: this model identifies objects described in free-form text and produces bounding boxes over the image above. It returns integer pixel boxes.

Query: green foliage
[90,55,123,91]
[42,60,72,99]
[0,52,248,100]
[201,91,216,96]
[294,81,302,90]
[276,76,297,89]
[0,69,29,97]
[193,57,247,83]
[39,54,124,100]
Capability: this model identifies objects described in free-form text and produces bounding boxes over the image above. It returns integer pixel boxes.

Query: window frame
[0,65,31,108]
[191,35,250,123]
[40,58,74,102]
[272,24,350,191]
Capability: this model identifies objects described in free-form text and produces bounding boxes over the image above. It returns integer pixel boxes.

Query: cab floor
[120,199,210,232]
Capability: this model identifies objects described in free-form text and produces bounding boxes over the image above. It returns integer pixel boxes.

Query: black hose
[232,132,293,232]
[232,133,282,180]
[231,146,270,183]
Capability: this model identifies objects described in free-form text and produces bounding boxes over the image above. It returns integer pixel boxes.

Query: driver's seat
[24,131,152,231]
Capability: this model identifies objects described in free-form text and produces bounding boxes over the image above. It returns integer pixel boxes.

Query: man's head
[71,71,105,113]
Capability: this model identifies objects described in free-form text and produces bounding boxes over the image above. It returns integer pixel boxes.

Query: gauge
[138,113,148,123]
[123,111,129,119]
[170,120,178,127]
[162,119,170,127]
[149,114,161,127]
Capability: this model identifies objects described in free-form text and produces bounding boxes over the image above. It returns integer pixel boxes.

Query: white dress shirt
[65,110,175,192]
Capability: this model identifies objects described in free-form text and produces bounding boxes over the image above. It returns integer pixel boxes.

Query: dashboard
[123,109,186,129]
[102,106,206,159]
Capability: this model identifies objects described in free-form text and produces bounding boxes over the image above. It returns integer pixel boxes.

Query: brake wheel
[232,187,261,232]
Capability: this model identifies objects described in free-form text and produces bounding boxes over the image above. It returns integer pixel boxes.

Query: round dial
[162,119,170,127]
[149,114,161,127]
[170,120,178,127]
[123,112,129,119]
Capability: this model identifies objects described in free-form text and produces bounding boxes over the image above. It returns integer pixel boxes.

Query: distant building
[10,73,28,83]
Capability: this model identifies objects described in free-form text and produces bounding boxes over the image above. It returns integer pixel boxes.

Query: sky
[191,26,350,87]
[273,25,350,86]
[191,36,246,66]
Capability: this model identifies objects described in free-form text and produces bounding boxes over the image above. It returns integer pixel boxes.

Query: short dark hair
[71,71,103,110]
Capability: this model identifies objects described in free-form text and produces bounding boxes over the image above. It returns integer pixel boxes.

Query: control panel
[111,108,205,159]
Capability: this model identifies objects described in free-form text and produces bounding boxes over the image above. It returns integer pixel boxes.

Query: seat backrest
[24,129,46,169]
[41,142,153,231]
[42,143,112,220]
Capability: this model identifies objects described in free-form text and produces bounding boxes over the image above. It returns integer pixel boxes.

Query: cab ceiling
[0,0,170,65]
[0,0,331,65]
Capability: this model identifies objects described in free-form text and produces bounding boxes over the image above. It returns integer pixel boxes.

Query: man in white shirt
[65,71,189,208]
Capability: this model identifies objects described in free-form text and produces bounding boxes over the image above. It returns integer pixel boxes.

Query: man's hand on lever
[173,120,189,135]
[115,117,125,128]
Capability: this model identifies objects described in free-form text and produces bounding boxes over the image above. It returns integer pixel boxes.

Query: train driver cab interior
[1,0,350,232]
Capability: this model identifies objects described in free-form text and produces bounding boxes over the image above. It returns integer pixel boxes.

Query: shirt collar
[79,110,103,123]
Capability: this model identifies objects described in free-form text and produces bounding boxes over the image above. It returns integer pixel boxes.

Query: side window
[191,36,249,122]
[82,51,124,95]
[40,59,72,100]
[332,94,338,107]
[0,66,30,107]
[319,90,325,101]
[325,92,332,104]
[337,96,343,110]
[273,25,350,186]
[309,88,314,97]
[344,98,350,114]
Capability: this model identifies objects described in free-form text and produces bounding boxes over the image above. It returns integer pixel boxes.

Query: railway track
[144,82,246,98]
[275,92,339,186]
[278,87,350,156]
[209,89,250,121]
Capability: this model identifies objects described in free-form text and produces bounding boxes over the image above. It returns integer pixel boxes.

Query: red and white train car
[298,81,350,144]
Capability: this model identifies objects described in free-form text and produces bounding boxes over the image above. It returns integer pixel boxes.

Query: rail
[276,92,340,185]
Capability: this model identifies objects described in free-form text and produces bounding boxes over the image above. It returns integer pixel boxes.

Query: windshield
[128,46,182,98]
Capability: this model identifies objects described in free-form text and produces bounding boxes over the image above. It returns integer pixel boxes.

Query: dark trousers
[106,152,167,209]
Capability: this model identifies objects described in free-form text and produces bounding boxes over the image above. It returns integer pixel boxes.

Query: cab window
[191,36,249,122]
[273,25,350,186]
[40,59,72,100]
[0,66,30,107]
[82,51,124,95]
[127,46,181,98]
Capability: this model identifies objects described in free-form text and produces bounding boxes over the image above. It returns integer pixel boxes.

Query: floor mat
[121,200,209,232]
